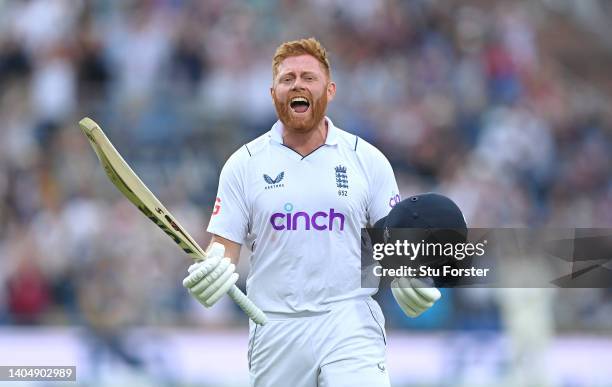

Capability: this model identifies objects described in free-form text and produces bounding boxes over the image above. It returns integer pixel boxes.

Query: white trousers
[248,297,390,387]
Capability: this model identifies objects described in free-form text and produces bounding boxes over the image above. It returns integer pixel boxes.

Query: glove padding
[391,277,441,318]
[182,242,238,308]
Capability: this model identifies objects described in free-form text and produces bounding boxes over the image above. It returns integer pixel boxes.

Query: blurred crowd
[0,0,611,334]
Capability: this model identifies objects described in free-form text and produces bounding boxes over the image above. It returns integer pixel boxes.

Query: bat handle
[228,285,268,325]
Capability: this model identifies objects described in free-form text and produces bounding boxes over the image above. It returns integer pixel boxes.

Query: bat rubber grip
[228,285,267,325]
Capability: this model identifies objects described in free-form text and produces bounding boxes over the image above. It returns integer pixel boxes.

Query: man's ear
[327,81,336,102]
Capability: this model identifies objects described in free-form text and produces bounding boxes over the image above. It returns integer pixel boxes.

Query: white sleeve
[366,148,400,226]
[206,148,250,244]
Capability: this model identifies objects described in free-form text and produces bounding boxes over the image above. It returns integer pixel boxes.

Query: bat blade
[79,117,267,324]
[79,117,204,258]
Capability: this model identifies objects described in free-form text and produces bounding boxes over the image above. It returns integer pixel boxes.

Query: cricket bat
[79,117,267,325]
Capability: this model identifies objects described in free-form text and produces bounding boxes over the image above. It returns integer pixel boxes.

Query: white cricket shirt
[207,117,400,313]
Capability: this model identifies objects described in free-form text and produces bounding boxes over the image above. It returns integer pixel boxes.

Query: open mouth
[289,97,310,113]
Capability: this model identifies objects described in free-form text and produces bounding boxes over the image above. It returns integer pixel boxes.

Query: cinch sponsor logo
[270,203,346,231]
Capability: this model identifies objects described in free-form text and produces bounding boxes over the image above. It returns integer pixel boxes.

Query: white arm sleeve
[366,148,400,225]
[206,147,250,244]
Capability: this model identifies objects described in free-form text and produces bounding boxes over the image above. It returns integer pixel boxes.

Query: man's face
[271,55,336,133]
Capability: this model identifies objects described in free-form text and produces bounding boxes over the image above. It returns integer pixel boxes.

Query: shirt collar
[269,117,339,146]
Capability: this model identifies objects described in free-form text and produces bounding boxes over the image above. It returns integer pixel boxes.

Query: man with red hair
[183,37,440,387]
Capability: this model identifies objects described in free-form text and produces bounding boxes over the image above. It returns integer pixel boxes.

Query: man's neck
[282,119,328,157]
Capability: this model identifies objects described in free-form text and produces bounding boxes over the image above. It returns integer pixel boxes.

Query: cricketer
[182,38,441,387]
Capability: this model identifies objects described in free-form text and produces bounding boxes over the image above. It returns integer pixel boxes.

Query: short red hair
[272,37,331,80]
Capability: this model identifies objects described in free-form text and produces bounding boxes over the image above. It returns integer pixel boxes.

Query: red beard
[273,90,328,133]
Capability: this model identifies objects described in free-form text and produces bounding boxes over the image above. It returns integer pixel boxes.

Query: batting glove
[391,277,441,317]
[183,242,239,308]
